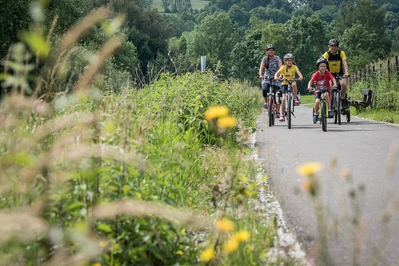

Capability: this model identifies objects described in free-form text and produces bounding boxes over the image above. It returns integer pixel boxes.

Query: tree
[45,0,90,36]
[228,4,250,27]
[337,0,386,38]
[0,0,33,61]
[336,0,390,61]
[283,15,329,88]
[249,7,291,24]
[305,0,334,11]
[314,5,339,23]
[185,12,238,75]
[230,29,263,82]
[340,23,384,70]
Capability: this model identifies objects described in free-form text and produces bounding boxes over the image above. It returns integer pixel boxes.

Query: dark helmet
[316,57,328,68]
[329,39,339,46]
[283,53,295,60]
[266,44,275,50]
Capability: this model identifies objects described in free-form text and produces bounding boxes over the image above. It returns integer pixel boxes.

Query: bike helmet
[329,38,339,46]
[283,53,295,60]
[316,57,328,68]
[265,44,275,50]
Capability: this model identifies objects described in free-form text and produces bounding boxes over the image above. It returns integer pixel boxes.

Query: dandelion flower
[217,116,237,128]
[204,106,229,121]
[234,230,250,242]
[199,247,214,262]
[216,218,234,232]
[301,178,311,192]
[339,168,350,179]
[296,162,324,176]
[223,236,239,253]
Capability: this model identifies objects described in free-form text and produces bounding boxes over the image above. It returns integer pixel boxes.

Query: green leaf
[97,222,112,233]
[20,31,50,58]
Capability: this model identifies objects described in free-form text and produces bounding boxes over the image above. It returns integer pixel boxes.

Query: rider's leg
[313,97,320,123]
[340,79,349,109]
[280,93,286,115]
[292,83,300,105]
[314,98,320,114]
[262,81,269,108]
[325,92,333,117]
[340,79,347,99]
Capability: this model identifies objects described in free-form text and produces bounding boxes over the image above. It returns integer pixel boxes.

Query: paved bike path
[255,104,399,265]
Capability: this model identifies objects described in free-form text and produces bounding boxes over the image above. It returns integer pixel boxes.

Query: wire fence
[348,55,399,86]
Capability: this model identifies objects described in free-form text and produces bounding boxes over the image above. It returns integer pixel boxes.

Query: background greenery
[2,0,399,93]
[1,0,399,265]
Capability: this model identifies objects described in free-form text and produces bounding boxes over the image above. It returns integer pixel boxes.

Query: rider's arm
[258,60,265,78]
[342,59,349,77]
[341,51,349,77]
[274,67,283,80]
[332,77,337,87]
[307,80,313,91]
[296,68,304,80]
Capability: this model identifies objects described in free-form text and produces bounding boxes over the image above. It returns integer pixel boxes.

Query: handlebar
[275,78,303,83]
[308,87,332,93]
[333,74,350,80]
[259,75,275,81]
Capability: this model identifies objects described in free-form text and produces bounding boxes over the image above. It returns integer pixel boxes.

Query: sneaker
[342,99,349,110]
[313,114,318,123]
[294,98,300,106]
[275,113,280,118]
[279,116,285,122]
[328,110,334,118]
[263,103,268,109]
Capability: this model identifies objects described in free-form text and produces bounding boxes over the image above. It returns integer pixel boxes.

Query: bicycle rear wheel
[346,109,350,122]
[336,92,341,125]
[321,101,327,132]
[268,94,274,127]
[287,93,292,129]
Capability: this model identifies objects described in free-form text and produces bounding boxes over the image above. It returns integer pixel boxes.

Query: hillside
[152,0,209,12]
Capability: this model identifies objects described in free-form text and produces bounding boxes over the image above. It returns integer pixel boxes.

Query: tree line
[1,0,399,93]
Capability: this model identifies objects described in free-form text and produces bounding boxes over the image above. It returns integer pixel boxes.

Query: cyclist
[322,39,350,110]
[274,53,304,122]
[307,58,337,123]
[258,44,283,117]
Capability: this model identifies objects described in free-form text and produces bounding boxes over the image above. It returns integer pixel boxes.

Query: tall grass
[0,2,307,265]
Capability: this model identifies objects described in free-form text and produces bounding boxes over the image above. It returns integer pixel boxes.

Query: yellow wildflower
[296,162,324,176]
[301,178,311,192]
[217,116,237,128]
[204,106,229,121]
[234,230,250,242]
[199,247,214,262]
[92,264,101,266]
[223,236,239,253]
[339,168,350,178]
[216,218,234,232]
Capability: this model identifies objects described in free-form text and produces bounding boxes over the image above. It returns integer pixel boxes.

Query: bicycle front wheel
[287,93,292,129]
[321,101,327,132]
[268,94,274,127]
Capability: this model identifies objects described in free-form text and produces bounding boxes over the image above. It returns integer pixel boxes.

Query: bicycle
[310,87,330,132]
[331,74,351,124]
[262,76,282,127]
[281,78,301,129]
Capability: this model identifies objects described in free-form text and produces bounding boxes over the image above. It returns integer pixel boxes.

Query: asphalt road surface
[255,104,399,266]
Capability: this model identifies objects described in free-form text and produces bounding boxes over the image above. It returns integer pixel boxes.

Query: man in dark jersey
[322,39,350,109]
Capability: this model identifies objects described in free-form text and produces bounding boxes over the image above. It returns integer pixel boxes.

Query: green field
[152,0,209,12]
